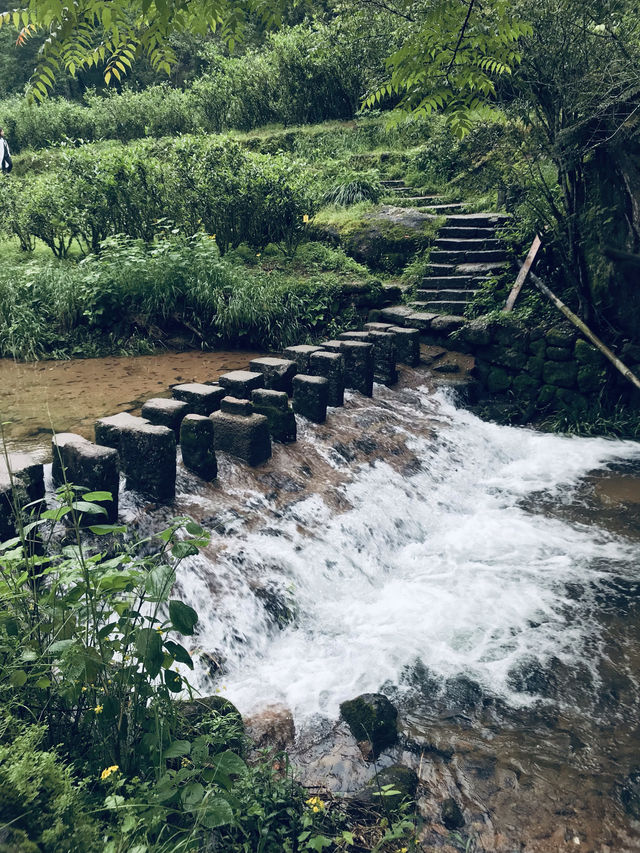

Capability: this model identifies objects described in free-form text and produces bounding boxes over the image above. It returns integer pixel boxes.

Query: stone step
[421,275,484,289]
[430,248,509,264]
[411,300,470,314]
[416,289,477,302]
[438,226,497,240]
[422,203,465,213]
[456,261,509,275]
[428,263,457,275]
[402,196,448,207]
[381,179,404,186]
[434,237,502,251]
[444,213,510,228]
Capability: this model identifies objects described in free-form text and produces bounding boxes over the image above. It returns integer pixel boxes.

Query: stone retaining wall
[456,314,640,418]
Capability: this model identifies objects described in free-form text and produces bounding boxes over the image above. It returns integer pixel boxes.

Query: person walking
[0,129,12,174]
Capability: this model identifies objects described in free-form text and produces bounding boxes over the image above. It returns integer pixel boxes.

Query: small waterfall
[171,381,640,723]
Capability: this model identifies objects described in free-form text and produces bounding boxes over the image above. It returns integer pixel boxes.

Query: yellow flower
[306,796,325,811]
[303,214,309,223]
[94,704,104,714]
[181,757,192,767]
[100,765,119,780]
[81,686,87,692]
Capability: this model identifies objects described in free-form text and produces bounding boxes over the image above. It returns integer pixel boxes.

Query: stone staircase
[409,213,511,316]
[380,179,465,216]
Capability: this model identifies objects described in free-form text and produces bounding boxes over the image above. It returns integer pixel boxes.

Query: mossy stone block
[545,326,576,348]
[525,356,545,378]
[543,360,577,389]
[528,338,547,358]
[555,388,588,412]
[577,365,607,394]
[546,346,573,362]
[340,693,398,756]
[486,367,512,393]
[512,373,540,399]
[574,338,605,366]
[537,384,558,406]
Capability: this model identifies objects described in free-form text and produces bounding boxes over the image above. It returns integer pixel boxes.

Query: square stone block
[389,326,420,367]
[292,374,329,423]
[95,413,148,455]
[141,398,189,438]
[282,345,323,373]
[120,422,176,503]
[249,357,297,394]
[218,370,265,400]
[52,433,119,521]
[251,389,296,443]
[180,415,217,480]
[221,396,253,416]
[210,411,272,466]
[309,350,345,407]
[339,341,374,397]
[172,383,225,416]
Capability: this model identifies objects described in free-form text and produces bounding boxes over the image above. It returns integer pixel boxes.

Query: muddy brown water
[0,349,264,453]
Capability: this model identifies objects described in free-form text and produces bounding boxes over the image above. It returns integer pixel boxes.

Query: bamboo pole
[504,235,542,312]
[529,270,640,393]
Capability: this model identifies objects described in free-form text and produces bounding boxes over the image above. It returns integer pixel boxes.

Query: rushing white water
[174,384,640,722]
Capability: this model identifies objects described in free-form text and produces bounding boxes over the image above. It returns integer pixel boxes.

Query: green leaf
[145,563,175,601]
[168,600,198,635]
[181,782,205,810]
[72,501,107,516]
[83,491,113,502]
[200,797,234,829]
[163,640,193,669]
[135,628,163,678]
[171,541,199,560]
[163,739,191,759]
[164,669,182,692]
[10,669,27,687]
[185,521,205,536]
[212,750,247,778]
[48,638,75,655]
[89,524,127,535]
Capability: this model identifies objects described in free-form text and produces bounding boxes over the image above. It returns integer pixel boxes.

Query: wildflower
[94,704,104,714]
[181,757,192,767]
[303,214,309,223]
[305,796,325,812]
[100,764,119,780]
[81,686,87,692]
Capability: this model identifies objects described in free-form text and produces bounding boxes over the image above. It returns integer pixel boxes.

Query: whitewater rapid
[174,384,640,721]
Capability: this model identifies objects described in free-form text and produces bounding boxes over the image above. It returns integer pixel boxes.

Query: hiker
[0,129,12,174]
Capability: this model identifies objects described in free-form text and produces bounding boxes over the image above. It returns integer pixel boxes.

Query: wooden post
[503,235,542,312]
[529,270,640,393]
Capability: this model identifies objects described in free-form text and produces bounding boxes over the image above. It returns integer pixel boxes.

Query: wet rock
[431,315,466,335]
[141,398,189,438]
[120,422,176,502]
[619,769,640,819]
[368,330,398,385]
[340,693,398,757]
[244,704,295,751]
[51,433,120,522]
[443,675,483,712]
[250,389,297,444]
[506,656,558,697]
[0,452,45,541]
[172,383,226,415]
[310,350,345,407]
[199,649,226,678]
[249,357,297,395]
[292,374,329,423]
[356,764,419,812]
[441,797,465,830]
[210,408,272,466]
[180,414,217,480]
[251,579,296,628]
[432,360,460,374]
[545,325,576,348]
[176,694,243,728]
[218,370,265,400]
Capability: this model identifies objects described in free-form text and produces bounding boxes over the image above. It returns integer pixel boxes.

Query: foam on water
[176,387,640,721]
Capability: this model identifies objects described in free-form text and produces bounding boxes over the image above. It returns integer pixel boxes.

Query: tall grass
[0,236,369,360]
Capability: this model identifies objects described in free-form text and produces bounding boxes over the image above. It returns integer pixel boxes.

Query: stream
[3,352,640,851]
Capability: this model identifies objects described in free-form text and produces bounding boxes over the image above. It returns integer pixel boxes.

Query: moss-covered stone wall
[455,314,640,419]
